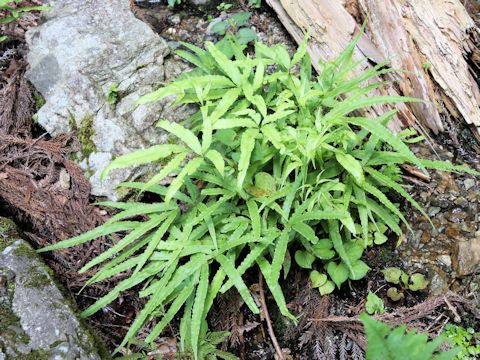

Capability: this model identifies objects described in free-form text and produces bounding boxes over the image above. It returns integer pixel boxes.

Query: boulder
[0,217,104,359]
[452,237,480,276]
[26,0,192,199]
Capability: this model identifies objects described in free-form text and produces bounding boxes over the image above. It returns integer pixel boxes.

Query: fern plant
[361,314,460,360]
[39,32,478,358]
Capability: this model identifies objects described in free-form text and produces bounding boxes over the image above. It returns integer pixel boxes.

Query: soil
[1,1,479,359]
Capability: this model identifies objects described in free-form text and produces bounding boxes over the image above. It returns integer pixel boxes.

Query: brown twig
[444,296,461,322]
[258,272,284,360]
[308,316,363,323]
[401,164,431,182]
[235,312,246,360]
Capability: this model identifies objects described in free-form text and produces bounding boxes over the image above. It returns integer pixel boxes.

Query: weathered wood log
[266,0,480,137]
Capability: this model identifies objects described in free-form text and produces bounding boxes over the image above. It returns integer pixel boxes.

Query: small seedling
[106,84,119,105]
[382,267,429,301]
[306,240,369,295]
[365,291,385,315]
[217,2,233,11]
[422,61,432,70]
[210,12,257,45]
[442,324,480,359]
[310,270,335,295]
[167,0,181,7]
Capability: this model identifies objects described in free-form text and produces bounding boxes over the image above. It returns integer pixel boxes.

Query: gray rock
[453,196,468,208]
[168,15,181,26]
[436,254,452,269]
[188,0,212,5]
[26,0,193,199]
[427,206,441,217]
[428,267,450,295]
[452,237,480,276]
[464,178,475,191]
[430,198,450,209]
[0,217,103,359]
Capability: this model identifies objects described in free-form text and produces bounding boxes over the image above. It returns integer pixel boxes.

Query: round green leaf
[254,172,276,195]
[386,287,404,301]
[319,280,335,296]
[312,239,335,259]
[211,21,228,35]
[313,239,333,250]
[374,232,388,245]
[377,222,388,234]
[313,248,335,260]
[294,250,315,269]
[310,270,327,288]
[349,260,370,280]
[231,12,251,26]
[345,241,364,261]
[326,261,349,288]
[237,28,257,45]
[365,291,385,315]
[381,267,402,284]
[408,273,428,291]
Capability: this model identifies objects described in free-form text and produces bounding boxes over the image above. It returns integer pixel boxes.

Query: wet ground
[135,0,296,52]
[400,137,480,302]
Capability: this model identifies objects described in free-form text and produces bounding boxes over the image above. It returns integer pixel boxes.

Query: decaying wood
[266,0,480,136]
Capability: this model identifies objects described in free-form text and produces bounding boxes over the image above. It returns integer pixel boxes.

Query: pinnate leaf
[157,120,203,155]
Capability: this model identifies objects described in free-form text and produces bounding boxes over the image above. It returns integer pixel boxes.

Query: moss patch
[31,87,46,111]
[22,267,51,289]
[0,218,21,252]
[68,113,97,160]
[0,303,30,346]
[106,83,119,105]
[12,244,36,259]
[0,271,31,351]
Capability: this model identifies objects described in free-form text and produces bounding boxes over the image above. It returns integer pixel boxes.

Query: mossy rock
[0,217,107,359]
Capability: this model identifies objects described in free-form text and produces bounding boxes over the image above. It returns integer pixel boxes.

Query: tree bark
[266,0,480,137]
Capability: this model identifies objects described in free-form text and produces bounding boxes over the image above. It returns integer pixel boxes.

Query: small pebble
[460,222,475,233]
[453,197,468,207]
[430,198,450,208]
[464,178,475,190]
[168,15,181,26]
[420,191,429,201]
[437,254,452,268]
[428,206,441,217]
[447,210,468,223]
